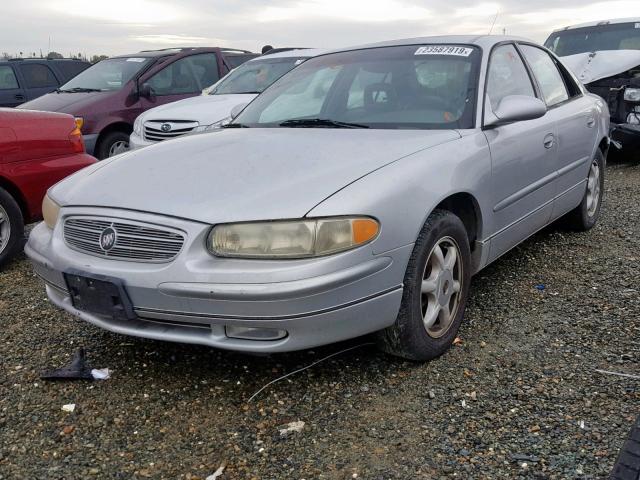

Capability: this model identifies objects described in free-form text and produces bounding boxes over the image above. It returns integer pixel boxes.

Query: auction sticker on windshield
[415,46,473,56]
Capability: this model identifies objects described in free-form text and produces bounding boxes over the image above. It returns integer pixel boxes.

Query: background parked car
[0,108,95,267]
[17,47,258,159]
[0,58,90,107]
[545,17,640,158]
[130,49,323,150]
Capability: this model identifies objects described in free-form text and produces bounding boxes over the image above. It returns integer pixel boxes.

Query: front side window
[486,44,536,112]
[211,56,309,95]
[0,66,19,90]
[148,54,220,95]
[520,45,569,107]
[18,64,58,88]
[545,22,640,56]
[60,57,153,91]
[235,45,481,129]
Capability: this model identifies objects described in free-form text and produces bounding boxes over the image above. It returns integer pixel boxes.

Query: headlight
[42,194,61,229]
[133,116,142,136]
[208,217,380,258]
[74,117,84,131]
[624,88,640,102]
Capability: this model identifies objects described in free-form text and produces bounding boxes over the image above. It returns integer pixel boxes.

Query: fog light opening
[225,326,287,341]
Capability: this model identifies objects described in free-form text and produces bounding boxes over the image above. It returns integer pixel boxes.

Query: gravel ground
[1,162,639,480]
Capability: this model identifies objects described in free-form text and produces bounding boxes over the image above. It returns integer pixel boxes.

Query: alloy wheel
[0,204,11,255]
[420,236,463,338]
[586,158,601,217]
[109,140,129,157]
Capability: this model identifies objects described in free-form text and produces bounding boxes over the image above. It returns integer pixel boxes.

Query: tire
[95,131,130,160]
[377,209,471,361]
[0,187,24,269]
[610,415,640,480]
[561,149,605,231]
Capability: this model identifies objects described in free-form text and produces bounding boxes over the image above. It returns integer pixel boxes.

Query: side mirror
[484,95,547,127]
[139,83,154,99]
[230,102,248,120]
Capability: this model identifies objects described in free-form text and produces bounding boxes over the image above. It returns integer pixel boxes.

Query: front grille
[144,120,198,142]
[63,217,185,263]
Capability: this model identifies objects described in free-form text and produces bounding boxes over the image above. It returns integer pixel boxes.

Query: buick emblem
[99,227,117,251]
[160,123,172,132]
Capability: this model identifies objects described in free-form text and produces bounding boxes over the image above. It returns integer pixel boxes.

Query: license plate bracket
[64,270,136,321]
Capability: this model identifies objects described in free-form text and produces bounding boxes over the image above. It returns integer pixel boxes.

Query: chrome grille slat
[143,120,198,143]
[63,216,186,263]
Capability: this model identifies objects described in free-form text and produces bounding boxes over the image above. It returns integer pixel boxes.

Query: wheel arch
[0,176,30,222]
[433,192,483,252]
[96,122,133,145]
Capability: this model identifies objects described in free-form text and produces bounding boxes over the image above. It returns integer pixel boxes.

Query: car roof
[318,35,535,56]
[0,58,88,63]
[111,47,254,59]
[248,48,328,61]
[552,17,640,32]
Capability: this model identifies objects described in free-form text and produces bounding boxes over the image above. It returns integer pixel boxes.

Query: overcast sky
[2,0,640,57]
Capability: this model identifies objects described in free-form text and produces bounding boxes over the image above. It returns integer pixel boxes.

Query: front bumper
[129,132,153,151]
[25,208,409,353]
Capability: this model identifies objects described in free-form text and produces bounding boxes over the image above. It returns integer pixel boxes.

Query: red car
[0,108,95,266]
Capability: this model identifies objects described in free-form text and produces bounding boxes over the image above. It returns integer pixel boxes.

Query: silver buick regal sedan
[26,36,609,361]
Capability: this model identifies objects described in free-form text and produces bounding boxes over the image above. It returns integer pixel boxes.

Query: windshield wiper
[56,87,103,93]
[278,118,369,129]
[221,123,250,128]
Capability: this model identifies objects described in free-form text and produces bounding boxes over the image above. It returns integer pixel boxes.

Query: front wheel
[561,149,605,231]
[377,210,471,361]
[95,131,130,160]
[0,187,24,268]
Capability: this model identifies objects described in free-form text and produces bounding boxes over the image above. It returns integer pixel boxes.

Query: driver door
[483,43,558,262]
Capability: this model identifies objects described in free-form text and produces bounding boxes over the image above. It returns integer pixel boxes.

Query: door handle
[14,94,24,101]
[543,133,555,149]
[586,117,596,128]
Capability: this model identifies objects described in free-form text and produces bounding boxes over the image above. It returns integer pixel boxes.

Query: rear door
[483,43,558,262]
[0,65,26,107]
[138,53,222,111]
[518,44,597,219]
[17,63,60,101]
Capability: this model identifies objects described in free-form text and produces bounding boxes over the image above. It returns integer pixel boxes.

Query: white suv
[129,49,322,150]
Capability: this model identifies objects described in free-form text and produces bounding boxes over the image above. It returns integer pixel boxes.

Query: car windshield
[59,57,154,92]
[210,56,309,95]
[545,22,640,56]
[234,45,480,130]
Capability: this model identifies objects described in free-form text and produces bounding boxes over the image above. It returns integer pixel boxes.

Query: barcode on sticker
[415,46,473,56]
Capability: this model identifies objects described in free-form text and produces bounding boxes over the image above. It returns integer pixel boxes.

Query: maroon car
[0,108,95,266]
[18,48,258,159]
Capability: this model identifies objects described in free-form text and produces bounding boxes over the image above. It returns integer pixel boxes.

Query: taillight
[69,126,85,154]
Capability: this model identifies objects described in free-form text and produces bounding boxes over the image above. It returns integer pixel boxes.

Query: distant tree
[46,51,63,59]
[1,52,11,60]
[90,55,109,64]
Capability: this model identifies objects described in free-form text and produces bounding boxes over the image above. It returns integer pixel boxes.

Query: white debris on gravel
[278,420,305,437]
[91,368,111,380]
[206,462,226,479]
[61,403,76,413]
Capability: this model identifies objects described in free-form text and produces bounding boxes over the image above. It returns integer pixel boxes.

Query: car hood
[52,128,461,224]
[18,91,109,114]
[140,94,256,125]
[561,49,640,84]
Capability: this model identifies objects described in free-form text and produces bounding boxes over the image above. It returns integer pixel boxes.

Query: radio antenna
[488,10,499,34]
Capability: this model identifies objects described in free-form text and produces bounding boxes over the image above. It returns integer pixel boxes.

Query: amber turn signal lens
[352,218,379,244]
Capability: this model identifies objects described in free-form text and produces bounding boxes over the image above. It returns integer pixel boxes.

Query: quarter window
[18,64,58,88]
[0,66,19,89]
[486,44,536,112]
[520,45,569,107]
[147,54,220,95]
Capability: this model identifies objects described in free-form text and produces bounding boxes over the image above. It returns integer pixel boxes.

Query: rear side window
[519,45,569,107]
[55,62,90,82]
[147,54,220,95]
[486,44,535,111]
[0,66,19,89]
[18,64,58,88]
